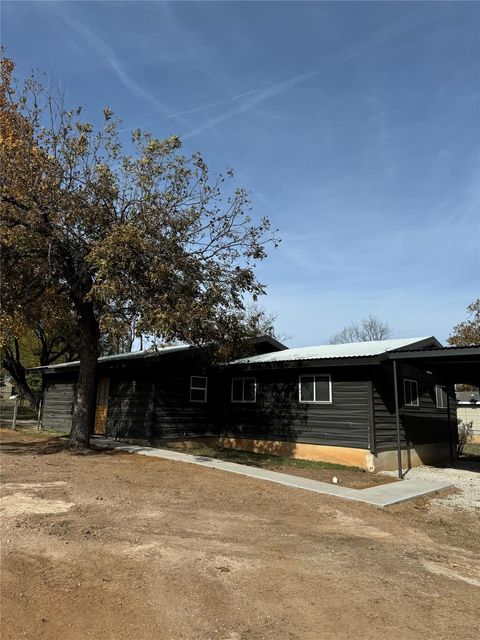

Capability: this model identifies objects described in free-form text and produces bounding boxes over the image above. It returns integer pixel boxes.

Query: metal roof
[31,335,287,373]
[31,345,192,372]
[229,337,435,365]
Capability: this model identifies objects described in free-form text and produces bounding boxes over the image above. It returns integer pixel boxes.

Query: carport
[388,345,480,478]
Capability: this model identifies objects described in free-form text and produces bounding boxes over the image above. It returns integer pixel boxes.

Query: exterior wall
[219,366,373,449]
[105,350,217,441]
[41,376,76,432]
[39,353,459,469]
[456,405,480,442]
[372,362,454,453]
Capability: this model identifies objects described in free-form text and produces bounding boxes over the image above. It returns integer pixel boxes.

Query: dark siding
[153,369,216,440]
[220,367,372,449]
[41,351,454,452]
[42,377,75,432]
[105,351,216,441]
[106,374,157,440]
[373,362,452,452]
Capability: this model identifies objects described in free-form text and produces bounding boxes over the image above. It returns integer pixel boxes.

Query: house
[36,337,286,439]
[35,336,480,473]
[456,389,480,443]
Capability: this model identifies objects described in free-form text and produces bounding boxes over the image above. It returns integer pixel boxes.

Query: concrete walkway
[93,438,453,508]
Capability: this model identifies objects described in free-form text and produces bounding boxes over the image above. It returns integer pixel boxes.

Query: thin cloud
[47,2,172,116]
[120,87,263,132]
[180,7,437,140]
[182,70,319,140]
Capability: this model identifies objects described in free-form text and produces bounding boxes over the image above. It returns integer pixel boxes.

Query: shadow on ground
[455,457,480,471]
[0,438,113,457]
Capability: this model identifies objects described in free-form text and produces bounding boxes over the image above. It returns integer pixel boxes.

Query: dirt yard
[1,430,479,640]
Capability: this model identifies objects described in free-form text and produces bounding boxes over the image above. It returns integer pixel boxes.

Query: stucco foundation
[215,437,371,469]
[207,437,453,472]
[110,435,453,473]
[368,442,452,472]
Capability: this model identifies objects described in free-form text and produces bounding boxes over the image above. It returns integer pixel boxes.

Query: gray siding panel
[373,363,451,452]
[42,381,74,432]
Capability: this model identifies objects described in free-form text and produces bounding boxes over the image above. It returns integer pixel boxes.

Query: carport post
[446,384,455,467]
[392,360,402,479]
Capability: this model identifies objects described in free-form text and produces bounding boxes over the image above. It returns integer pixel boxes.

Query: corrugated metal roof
[32,345,192,372]
[229,337,435,365]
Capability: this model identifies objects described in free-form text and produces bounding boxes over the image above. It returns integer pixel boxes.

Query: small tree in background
[457,420,474,456]
[448,299,480,392]
[1,59,278,450]
[329,315,392,344]
[448,299,480,347]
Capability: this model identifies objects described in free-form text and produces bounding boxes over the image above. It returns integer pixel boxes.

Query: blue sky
[3,0,479,346]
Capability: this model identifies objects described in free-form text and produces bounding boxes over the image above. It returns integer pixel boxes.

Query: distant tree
[457,420,474,456]
[0,59,278,450]
[447,299,480,347]
[1,319,78,411]
[329,315,392,344]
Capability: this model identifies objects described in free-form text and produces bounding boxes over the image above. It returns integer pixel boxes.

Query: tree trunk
[69,304,100,452]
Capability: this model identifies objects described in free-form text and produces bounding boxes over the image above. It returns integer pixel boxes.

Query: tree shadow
[0,437,114,457]
[218,371,306,458]
[0,438,69,456]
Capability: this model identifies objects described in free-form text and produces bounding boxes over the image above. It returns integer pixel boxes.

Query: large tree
[0,59,278,450]
[448,299,480,347]
[329,315,392,344]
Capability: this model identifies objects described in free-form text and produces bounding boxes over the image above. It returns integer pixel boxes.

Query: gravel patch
[382,464,480,511]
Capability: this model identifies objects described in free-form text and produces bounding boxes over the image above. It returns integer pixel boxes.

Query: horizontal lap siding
[373,363,451,452]
[222,369,371,448]
[42,379,75,432]
[154,372,216,439]
[106,376,157,440]
[105,354,216,441]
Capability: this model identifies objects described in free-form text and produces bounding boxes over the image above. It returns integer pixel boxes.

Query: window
[299,375,332,403]
[435,385,447,409]
[403,379,419,407]
[190,376,207,403]
[231,377,256,403]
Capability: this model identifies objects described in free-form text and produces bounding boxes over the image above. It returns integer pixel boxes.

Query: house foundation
[205,437,452,472]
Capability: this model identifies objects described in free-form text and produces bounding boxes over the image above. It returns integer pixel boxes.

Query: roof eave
[226,354,387,370]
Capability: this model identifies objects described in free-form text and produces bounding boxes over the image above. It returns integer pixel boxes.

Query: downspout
[392,359,403,479]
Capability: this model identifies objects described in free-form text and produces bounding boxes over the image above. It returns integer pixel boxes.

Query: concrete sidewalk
[93,438,453,508]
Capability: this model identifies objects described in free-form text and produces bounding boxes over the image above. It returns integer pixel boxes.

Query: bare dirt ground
[1,429,479,640]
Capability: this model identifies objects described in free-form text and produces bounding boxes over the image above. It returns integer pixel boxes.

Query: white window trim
[403,378,419,407]
[231,377,257,403]
[298,374,332,404]
[435,384,447,409]
[190,376,207,403]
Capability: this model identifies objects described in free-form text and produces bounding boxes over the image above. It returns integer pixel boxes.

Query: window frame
[435,384,447,409]
[298,374,332,404]
[231,377,257,403]
[403,378,419,408]
[190,375,208,403]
